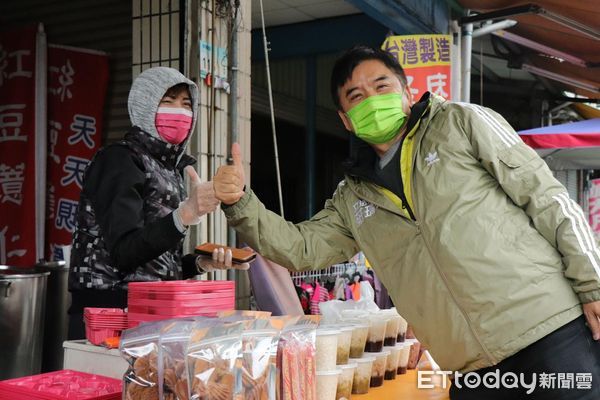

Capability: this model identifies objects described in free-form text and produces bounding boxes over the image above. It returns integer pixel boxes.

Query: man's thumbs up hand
[214,143,246,205]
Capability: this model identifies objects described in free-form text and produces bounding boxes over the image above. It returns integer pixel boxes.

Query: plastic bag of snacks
[121,321,168,400]
[240,320,280,400]
[276,320,317,400]
[159,319,206,400]
[186,321,243,400]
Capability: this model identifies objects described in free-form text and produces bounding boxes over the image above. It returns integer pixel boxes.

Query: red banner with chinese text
[0,25,46,267]
[45,44,109,261]
[382,34,453,101]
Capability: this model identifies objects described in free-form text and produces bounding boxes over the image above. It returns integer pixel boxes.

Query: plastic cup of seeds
[349,356,375,395]
[336,363,357,400]
[364,350,390,388]
[316,329,340,372]
[317,369,342,400]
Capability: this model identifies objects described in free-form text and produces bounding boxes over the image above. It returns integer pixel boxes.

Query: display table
[63,340,127,379]
[355,370,450,400]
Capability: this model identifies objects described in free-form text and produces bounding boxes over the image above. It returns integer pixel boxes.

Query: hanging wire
[259,0,285,218]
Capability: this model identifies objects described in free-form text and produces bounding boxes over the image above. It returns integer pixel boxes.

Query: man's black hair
[330,45,407,110]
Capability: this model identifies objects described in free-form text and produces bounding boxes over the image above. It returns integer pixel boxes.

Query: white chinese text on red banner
[0,25,47,267]
[46,44,109,261]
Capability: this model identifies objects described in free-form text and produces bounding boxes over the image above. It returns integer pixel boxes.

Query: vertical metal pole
[227,2,239,282]
[450,20,461,102]
[461,12,473,103]
[305,56,316,218]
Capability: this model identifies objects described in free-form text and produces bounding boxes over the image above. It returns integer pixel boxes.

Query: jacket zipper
[409,121,497,365]
[396,125,416,220]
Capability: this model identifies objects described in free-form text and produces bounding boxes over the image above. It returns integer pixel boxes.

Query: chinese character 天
[61,156,89,189]
[68,114,97,149]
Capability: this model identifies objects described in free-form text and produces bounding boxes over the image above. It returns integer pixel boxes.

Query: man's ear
[338,110,354,132]
[404,85,414,106]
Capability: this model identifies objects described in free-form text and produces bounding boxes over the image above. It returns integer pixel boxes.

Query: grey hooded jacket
[69,67,199,291]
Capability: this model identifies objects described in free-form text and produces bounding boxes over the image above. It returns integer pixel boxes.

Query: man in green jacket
[214,46,600,399]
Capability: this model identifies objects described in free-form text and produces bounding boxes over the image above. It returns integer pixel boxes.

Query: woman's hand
[177,166,220,226]
[196,248,250,272]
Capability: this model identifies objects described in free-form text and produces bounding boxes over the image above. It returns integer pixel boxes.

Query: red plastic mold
[0,370,121,400]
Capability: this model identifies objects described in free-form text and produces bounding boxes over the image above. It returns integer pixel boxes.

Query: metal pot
[35,261,70,372]
[0,265,49,379]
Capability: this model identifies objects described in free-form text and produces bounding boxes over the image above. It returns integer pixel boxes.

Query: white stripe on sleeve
[554,193,600,279]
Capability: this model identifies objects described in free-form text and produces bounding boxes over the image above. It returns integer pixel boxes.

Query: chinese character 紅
[0,226,27,264]
[436,37,451,62]
[419,37,436,64]
[0,163,25,205]
[49,59,75,102]
[55,198,78,232]
[427,73,449,98]
[0,104,27,143]
[0,46,33,87]
[401,39,419,65]
[68,114,96,149]
[575,373,592,390]
[61,156,89,189]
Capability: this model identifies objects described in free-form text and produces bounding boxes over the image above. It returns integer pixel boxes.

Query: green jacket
[224,94,600,373]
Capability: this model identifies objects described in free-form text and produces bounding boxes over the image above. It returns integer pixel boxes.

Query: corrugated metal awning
[458,0,600,99]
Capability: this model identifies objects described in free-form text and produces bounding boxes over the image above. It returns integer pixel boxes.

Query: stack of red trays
[127,280,235,328]
[84,307,128,345]
[0,370,122,400]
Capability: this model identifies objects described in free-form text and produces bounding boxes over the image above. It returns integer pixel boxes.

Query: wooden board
[354,370,450,400]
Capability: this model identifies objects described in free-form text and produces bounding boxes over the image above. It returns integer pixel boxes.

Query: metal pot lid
[35,260,68,271]
[0,265,50,279]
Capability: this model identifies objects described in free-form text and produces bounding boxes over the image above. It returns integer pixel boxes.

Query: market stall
[519,118,600,170]
[0,279,450,400]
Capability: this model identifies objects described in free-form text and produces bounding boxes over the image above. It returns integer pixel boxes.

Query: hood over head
[127,67,199,145]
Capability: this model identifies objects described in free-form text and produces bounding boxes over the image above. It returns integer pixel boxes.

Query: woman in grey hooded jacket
[67,67,241,338]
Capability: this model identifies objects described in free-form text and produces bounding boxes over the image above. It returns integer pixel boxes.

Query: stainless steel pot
[0,265,49,379]
[35,261,70,372]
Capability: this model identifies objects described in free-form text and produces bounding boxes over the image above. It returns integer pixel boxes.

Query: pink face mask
[155,107,193,144]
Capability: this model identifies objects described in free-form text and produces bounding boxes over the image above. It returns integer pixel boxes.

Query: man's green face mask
[346,93,406,144]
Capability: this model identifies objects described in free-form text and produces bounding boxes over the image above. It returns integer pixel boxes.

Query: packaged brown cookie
[121,321,168,400]
[186,321,243,400]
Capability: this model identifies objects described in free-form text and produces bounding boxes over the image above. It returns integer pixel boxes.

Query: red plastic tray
[128,280,234,292]
[83,308,125,315]
[127,303,233,316]
[0,370,121,400]
[127,296,234,308]
[127,290,233,301]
